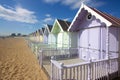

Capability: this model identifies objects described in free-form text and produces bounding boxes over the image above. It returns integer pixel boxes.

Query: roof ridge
[57,19,70,31]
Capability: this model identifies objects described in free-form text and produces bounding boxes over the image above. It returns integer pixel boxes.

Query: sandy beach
[0,37,48,80]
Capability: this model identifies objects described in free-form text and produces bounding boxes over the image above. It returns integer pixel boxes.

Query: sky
[0,0,120,36]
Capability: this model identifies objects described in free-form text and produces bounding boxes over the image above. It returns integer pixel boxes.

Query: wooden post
[39,50,43,68]
[50,56,57,80]
[100,27,103,59]
[51,59,53,80]
[106,26,110,60]
[59,63,64,80]
[106,26,110,79]
[88,59,92,80]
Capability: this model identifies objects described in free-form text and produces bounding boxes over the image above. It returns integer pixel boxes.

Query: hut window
[86,13,92,20]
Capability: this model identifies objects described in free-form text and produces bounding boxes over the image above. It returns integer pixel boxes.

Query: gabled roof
[38,29,42,35]
[42,28,45,33]
[57,19,71,31]
[47,24,53,32]
[51,19,71,33]
[68,4,120,31]
[44,24,53,34]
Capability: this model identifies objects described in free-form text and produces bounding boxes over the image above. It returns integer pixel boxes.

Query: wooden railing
[51,58,119,80]
[38,48,78,67]
[26,39,120,80]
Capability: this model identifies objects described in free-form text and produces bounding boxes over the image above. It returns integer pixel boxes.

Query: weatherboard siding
[69,32,78,48]
[48,33,57,48]
[43,35,48,43]
[108,27,120,58]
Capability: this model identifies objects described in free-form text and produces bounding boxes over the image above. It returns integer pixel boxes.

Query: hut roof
[42,28,45,33]
[90,7,120,27]
[57,19,71,31]
[47,25,53,32]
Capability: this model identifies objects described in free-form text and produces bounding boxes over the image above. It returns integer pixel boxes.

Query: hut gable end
[68,4,120,32]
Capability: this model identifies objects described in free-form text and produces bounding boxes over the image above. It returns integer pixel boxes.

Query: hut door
[57,33,63,48]
[89,28,100,60]
[79,29,89,60]
[44,35,47,43]
[79,28,100,61]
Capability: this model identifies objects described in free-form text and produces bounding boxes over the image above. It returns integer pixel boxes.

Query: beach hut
[33,32,36,41]
[48,19,59,48]
[38,29,44,42]
[44,24,53,44]
[42,28,45,34]
[68,4,120,61]
[49,19,71,48]
[34,31,37,42]
[41,28,45,43]
[36,30,40,42]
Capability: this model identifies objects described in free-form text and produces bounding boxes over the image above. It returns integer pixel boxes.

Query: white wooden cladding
[51,58,119,80]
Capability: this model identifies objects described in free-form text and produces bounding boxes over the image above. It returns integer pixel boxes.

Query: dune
[0,37,48,80]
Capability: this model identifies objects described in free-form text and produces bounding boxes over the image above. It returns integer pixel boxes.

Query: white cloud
[45,14,51,17]
[43,14,54,24]
[63,18,71,21]
[0,5,38,24]
[43,17,53,23]
[43,0,105,9]
[44,0,60,3]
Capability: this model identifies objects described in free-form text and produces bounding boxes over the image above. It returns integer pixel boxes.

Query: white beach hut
[43,24,53,44]
[68,4,120,61]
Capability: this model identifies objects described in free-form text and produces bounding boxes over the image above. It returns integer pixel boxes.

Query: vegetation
[10,33,27,37]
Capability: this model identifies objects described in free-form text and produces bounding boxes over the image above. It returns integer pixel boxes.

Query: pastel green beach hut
[49,19,71,48]
[48,23,57,48]
[44,24,53,44]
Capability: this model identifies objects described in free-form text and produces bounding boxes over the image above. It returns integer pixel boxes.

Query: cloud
[43,0,105,9]
[0,5,38,24]
[63,18,71,21]
[44,0,60,3]
[43,17,53,23]
[43,14,54,24]
[45,14,51,17]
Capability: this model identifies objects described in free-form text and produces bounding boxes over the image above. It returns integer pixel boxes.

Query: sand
[0,37,48,80]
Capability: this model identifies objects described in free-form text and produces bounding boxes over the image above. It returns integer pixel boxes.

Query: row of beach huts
[27,4,120,80]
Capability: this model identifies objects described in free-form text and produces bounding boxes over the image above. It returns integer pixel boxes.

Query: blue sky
[0,0,120,36]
